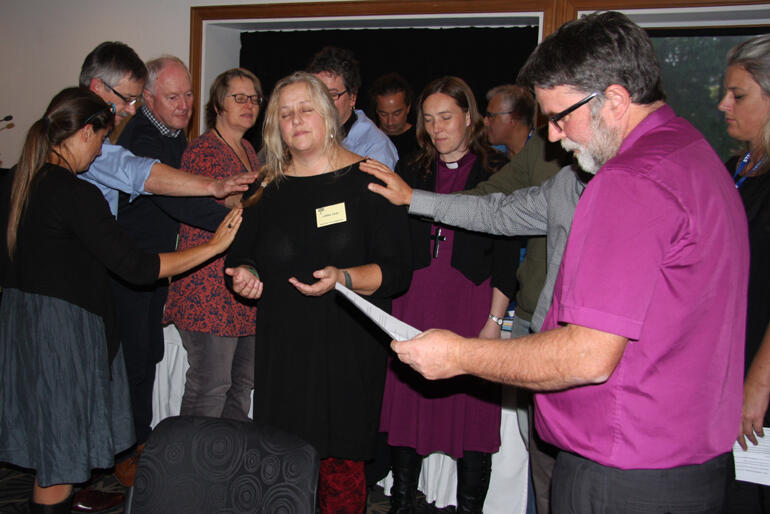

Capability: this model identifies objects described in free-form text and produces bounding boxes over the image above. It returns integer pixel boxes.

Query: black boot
[456,451,492,514]
[389,446,423,514]
[28,496,72,514]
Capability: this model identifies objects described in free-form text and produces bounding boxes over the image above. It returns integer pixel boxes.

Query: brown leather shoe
[114,442,145,487]
[114,454,138,487]
[70,489,124,512]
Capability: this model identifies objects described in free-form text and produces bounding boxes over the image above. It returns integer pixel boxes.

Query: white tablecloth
[150,325,188,426]
[153,324,528,513]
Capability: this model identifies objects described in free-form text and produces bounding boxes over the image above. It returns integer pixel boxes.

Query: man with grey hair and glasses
[111,55,232,489]
[363,11,748,511]
[70,42,250,512]
[79,42,254,217]
[484,84,535,159]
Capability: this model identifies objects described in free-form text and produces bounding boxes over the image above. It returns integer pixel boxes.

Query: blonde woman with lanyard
[225,71,411,513]
[719,34,770,513]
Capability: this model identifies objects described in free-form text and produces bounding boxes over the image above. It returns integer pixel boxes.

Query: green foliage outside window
[651,34,755,162]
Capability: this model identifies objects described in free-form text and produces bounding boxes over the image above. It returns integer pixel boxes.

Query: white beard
[561,138,600,174]
[561,116,622,175]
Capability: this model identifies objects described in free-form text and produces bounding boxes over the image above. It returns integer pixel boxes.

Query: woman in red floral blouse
[163,68,262,419]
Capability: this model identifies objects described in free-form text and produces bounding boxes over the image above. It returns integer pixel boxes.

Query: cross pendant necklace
[431,227,446,259]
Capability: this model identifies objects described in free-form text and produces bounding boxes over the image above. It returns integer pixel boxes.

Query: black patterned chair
[124,416,319,513]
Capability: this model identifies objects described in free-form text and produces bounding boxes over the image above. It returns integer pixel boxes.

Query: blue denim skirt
[0,288,135,486]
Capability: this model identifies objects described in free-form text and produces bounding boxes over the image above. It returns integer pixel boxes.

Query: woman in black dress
[0,87,241,513]
[225,71,411,513]
[719,34,770,513]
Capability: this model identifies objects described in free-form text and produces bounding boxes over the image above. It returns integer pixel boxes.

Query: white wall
[3,1,763,165]
[0,0,331,165]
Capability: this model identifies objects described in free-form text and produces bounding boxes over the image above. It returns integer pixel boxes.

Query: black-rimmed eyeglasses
[228,94,264,105]
[328,90,347,101]
[103,81,141,107]
[548,92,599,131]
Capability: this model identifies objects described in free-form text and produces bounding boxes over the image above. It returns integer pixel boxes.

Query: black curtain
[239,26,538,149]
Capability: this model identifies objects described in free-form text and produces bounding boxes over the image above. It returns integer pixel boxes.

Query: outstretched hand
[209,208,243,252]
[391,329,465,380]
[212,171,258,198]
[360,158,413,206]
[289,266,341,296]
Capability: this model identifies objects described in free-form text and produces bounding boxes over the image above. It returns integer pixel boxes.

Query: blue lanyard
[733,152,765,189]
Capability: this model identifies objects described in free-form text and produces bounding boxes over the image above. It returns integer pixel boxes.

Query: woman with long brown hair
[0,87,240,513]
[377,76,518,513]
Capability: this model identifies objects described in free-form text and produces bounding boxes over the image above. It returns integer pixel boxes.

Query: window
[648,27,768,161]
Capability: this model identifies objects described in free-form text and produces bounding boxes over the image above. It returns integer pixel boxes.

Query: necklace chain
[214,127,252,173]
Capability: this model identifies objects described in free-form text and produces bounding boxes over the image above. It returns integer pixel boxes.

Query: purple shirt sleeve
[555,168,686,340]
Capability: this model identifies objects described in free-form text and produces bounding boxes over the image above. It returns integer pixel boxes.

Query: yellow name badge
[316,202,347,228]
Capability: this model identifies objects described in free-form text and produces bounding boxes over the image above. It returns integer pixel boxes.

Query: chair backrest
[125,415,319,513]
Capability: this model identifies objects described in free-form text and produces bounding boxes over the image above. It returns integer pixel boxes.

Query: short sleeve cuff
[128,156,156,201]
[559,303,644,340]
[89,142,158,201]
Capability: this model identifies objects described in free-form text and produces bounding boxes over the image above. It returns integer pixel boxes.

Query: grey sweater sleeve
[409,186,548,237]
[530,166,586,332]
[408,166,586,334]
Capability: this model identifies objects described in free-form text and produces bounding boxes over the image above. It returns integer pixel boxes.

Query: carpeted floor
[0,463,456,513]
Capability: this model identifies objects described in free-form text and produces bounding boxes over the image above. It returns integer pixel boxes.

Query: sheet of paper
[733,430,770,486]
[334,282,421,341]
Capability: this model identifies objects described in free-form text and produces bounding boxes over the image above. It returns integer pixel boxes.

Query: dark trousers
[530,421,558,514]
[551,451,731,514]
[178,330,255,420]
[111,277,167,445]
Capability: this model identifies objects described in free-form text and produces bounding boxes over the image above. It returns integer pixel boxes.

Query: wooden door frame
[188,0,767,135]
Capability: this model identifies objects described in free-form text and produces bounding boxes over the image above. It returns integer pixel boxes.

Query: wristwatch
[488,313,504,326]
